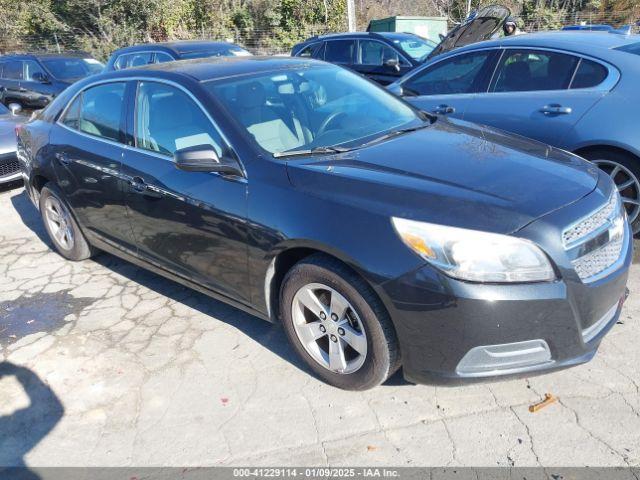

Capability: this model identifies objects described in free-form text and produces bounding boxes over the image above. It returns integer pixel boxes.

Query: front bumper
[0,151,21,184]
[380,186,632,385]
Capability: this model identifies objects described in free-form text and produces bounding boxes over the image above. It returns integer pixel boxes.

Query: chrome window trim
[55,76,247,180]
[356,38,412,67]
[400,45,620,94]
[487,46,620,94]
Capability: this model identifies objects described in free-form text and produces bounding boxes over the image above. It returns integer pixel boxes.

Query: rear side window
[324,40,355,64]
[493,50,579,92]
[113,54,132,70]
[3,61,23,80]
[403,50,492,96]
[134,81,223,156]
[61,82,126,142]
[570,59,608,89]
[154,52,174,63]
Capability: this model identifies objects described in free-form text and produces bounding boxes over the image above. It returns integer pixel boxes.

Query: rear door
[323,39,356,71]
[400,49,498,118]
[21,59,57,108]
[355,39,412,85]
[462,48,610,146]
[120,79,249,302]
[49,80,135,251]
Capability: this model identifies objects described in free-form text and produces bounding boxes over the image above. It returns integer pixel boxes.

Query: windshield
[180,47,252,59]
[393,37,437,62]
[41,58,104,80]
[205,65,421,155]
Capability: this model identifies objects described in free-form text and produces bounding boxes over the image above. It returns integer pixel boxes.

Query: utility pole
[347,0,356,32]
[466,0,472,17]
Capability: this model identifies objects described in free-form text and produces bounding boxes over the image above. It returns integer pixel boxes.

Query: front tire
[280,254,400,390]
[39,184,95,261]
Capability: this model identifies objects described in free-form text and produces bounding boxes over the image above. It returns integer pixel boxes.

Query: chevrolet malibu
[18,57,631,390]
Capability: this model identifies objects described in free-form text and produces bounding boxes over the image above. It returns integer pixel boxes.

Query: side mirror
[8,103,22,115]
[32,72,50,84]
[174,144,243,176]
[385,58,401,72]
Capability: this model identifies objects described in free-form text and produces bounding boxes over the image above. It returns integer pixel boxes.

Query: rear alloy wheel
[584,151,640,234]
[280,254,400,390]
[39,185,95,261]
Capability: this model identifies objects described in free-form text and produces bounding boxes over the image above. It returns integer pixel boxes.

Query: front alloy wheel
[292,283,367,374]
[280,254,400,390]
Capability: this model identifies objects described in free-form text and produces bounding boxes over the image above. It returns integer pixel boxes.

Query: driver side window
[134,81,224,157]
[403,51,492,96]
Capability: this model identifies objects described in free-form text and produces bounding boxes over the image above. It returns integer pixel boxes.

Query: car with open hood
[18,56,631,390]
[291,5,510,85]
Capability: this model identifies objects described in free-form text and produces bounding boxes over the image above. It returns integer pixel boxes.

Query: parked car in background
[104,41,252,71]
[291,32,437,85]
[18,56,630,390]
[0,102,24,185]
[388,31,640,233]
[0,52,104,109]
[291,5,510,85]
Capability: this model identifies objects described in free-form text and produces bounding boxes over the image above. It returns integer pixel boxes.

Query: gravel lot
[1,184,640,468]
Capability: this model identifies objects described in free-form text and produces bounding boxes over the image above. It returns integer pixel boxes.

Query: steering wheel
[317,111,348,137]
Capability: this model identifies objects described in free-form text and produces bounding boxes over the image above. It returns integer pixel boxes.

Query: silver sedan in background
[0,102,24,185]
[389,31,640,233]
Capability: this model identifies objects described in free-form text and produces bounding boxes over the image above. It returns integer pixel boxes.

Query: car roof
[452,31,640,56]
[112,40,240,56]
[100,55,325,83]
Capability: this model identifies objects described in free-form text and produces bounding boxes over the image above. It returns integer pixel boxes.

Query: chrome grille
[564,192,626,282]
[563,194,617,246]
[572,236,624,280]
[0,158,19,178]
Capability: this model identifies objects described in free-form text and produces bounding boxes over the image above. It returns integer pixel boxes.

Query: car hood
[0,114,22,155]
[426,4,510,60]
[286,118,599,235]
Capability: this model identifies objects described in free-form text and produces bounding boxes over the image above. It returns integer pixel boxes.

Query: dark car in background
[0,52,104,109]
[388,31,640,233]
[291,5,510,85]
[103,40,252,71]
[18,57,630,390]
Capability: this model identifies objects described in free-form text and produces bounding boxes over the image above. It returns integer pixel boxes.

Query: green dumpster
[367,16,448,44]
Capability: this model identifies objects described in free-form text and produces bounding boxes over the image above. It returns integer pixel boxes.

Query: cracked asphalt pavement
[1,184,640,468]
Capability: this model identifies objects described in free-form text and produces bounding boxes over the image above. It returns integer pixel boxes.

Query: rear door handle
[540,104,572,115]
[433,104,455,115]
[54,152,71,165]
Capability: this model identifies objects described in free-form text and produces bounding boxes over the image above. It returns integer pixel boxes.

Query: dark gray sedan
[389,31,640,232]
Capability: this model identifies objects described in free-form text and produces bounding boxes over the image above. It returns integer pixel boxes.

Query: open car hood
[426,4,511,60]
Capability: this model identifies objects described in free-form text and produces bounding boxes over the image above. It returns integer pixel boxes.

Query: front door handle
[54,152,71,165]
[129,176,147,193]
[540,104,572,115]
[433,104,455,115]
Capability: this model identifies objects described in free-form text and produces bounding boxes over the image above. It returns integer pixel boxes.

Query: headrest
[237,81,267,109]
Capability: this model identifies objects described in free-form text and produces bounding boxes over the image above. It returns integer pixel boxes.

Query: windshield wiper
[359,122,432,149]
[273,145,351,158]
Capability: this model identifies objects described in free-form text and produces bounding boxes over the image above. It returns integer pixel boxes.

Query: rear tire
[581,149,640,234]
[280,254,400,390]
[39,184,95,261]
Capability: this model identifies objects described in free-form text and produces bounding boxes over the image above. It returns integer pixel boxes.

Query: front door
[355,40,412,85]
[400,49,498,119]
[0,61,24,105]
[49,80,135,251]
[462,49,607,146]
[121,80,250,302]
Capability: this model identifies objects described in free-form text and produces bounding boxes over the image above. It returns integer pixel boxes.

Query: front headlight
[392,217,556,283]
